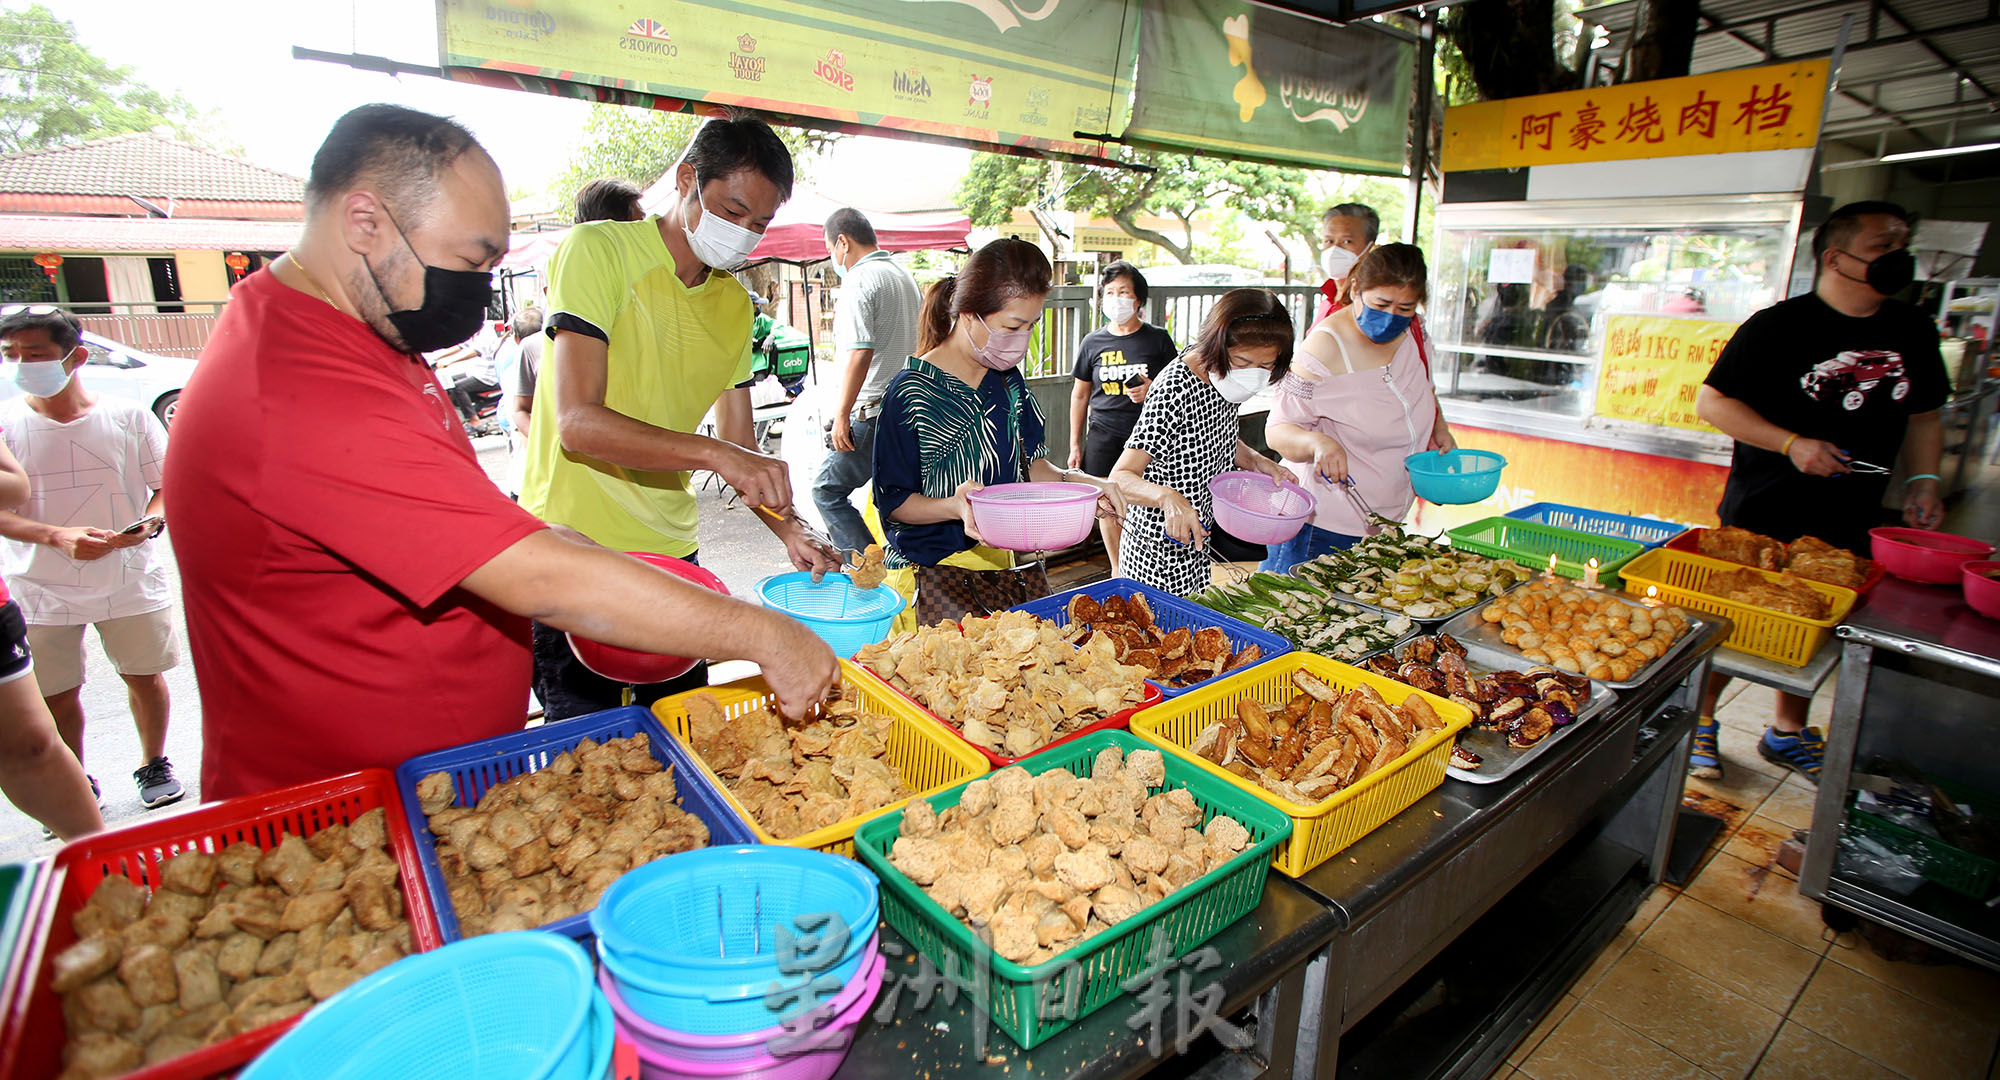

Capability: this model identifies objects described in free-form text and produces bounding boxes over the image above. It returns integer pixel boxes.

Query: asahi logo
[1277,72,1368,131]
[892,68,932,101]
[814,48,854,93]
[729,33,764,81]
[620,17,678,56]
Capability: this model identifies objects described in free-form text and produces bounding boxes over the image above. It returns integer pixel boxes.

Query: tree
[956,147,1319,265]
[0,4,220,155]
[548,104,843,223]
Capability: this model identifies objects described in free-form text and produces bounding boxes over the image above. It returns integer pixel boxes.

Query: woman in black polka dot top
[1108,290,1297,597]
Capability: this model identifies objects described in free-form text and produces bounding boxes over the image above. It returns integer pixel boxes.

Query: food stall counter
[1803,575,2000,970]
[1288,617,1727,1078]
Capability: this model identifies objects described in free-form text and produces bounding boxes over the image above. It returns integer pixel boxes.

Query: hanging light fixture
[32,252,62,281]
[225,252,250,280]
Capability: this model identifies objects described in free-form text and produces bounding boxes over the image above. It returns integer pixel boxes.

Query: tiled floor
[1494,678,2000,1080]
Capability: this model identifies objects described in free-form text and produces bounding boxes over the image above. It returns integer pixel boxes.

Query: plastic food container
[1869,527,1996,584]
[570,553,730,683]
[243,932,608,1080]
[649,664,989,856]
[1405,449,1506,505]
[0,770,445,1080]
[965,482,1100,551]
[1963,560,2000,620]
[755,572,907,657]
[1009,578,1291,699]
[1209,471,1314,544]
[620,956,880,1080]
[392,707,756,943]
[852,731,1292,1050]
[1503,502,1686,549]
[600,949,885,1066]
[1665,529,1886,595]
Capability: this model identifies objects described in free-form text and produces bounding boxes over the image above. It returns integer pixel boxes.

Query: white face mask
[1101,295,1137,325]
[1209,366,1267,404]
[1321,245,1360,281]
[11,359,72,397]
[683,193,762,270]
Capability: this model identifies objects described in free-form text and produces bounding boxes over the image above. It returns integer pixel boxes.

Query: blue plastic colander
[1406,449,1507,504]
[241,933,603,1080]
[755,572,906,657]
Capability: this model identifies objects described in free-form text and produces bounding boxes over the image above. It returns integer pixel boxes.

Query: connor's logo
[621,17,678,56]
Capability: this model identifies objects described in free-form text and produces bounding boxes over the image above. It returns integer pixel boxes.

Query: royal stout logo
[729,33,764,81]
[620,17,678,56]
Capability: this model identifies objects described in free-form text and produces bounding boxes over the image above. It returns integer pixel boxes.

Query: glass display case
[1429,195,1802,437]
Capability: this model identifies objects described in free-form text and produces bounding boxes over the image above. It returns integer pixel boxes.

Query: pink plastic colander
[1209,471,1315,544]
[966,482,1101,551]
[613,951,886,1080]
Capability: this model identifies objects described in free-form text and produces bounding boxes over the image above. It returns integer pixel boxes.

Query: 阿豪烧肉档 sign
[1444,60,1829,171]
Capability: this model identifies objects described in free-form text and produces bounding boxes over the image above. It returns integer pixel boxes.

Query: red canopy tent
[501,182,969,270]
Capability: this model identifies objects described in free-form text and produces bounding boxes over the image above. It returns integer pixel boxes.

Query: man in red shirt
[167,105,837,800]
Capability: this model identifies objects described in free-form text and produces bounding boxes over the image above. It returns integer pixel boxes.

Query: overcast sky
[41,0,970,209]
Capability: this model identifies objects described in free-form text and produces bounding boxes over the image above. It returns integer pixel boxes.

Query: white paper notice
[1487,248,1536,285]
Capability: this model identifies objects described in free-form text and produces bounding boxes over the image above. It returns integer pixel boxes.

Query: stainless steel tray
[1439,640,1618,785]
[1435,587,1709,690]
[1328,578,1525,628]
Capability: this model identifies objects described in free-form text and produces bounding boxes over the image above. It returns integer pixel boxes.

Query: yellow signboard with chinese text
[1444,61,1828,170]
[1595,316,1739,431]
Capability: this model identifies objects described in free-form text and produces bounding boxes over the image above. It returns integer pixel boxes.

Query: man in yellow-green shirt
[522,112,838,719]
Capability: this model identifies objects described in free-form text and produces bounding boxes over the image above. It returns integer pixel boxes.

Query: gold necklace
[286,251,339,311]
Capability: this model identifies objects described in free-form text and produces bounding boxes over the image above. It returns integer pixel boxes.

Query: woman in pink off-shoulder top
[1260,244,1457,572]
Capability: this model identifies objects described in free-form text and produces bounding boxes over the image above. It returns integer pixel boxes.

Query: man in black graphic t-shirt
[1693,200,1948,785]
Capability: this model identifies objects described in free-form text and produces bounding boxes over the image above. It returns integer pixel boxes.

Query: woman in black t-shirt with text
[1068,261,1177,573]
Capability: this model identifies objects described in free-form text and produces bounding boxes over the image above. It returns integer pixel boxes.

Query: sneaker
[1758,726,1824,784]
[1689,718,1723,780]
[134,757,185,809]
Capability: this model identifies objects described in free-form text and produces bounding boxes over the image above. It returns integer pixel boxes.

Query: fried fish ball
[174,948,224,1012]
[256,836,322,897]
[60,1032,143,1077]
[280,890,347,932]
[159,851,219,897]
[52,936,124,994]
[214,931,262,982]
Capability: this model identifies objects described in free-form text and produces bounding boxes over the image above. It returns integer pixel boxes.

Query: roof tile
[0,133,303,203]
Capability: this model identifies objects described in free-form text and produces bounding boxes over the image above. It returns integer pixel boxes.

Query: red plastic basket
[1666,528,1886,595]
[850,664,1162,768]
[0,769,443,1080]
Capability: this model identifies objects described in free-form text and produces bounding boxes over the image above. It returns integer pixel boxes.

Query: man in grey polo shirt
[816,207,921,556]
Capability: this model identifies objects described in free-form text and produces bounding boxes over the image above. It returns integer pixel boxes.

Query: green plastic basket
[852,730,1292,1050]
[1845,781,1998,899]
[0,861,39,1001]
[1445,517,1646,587]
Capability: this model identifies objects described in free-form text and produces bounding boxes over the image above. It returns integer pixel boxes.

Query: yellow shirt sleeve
[545,223,628,339]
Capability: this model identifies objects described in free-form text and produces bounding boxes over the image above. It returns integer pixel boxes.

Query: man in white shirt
[816,207,921,556]
[0,307,183,810]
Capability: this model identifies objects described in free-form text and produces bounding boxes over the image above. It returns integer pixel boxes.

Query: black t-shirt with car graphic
[1703,292,1948,550]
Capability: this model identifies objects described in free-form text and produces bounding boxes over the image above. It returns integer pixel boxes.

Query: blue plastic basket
[589,846,878,986]
[242,932,607,1080]
[1505,502,1687,549]
[1406,449,1507,504]
[392,706,758,943]
[1010,577,1292,698]
[756,572,906,658]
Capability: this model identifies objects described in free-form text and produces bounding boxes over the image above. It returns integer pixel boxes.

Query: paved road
[0,431,809,861]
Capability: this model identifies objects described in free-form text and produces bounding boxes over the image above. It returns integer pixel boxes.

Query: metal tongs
[1838,451,1893,476]
[1327,473,1385,536]
[749,502,858,570]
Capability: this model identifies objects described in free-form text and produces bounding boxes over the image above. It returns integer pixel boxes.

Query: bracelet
[1779,433,1799,456]
[1907,473,1942,484]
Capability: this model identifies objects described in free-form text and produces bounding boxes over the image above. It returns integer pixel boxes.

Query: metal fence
[1022,284,1321,378]
[70,303,225,359]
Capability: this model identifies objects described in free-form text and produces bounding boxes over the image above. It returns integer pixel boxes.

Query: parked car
[0,331,194,427]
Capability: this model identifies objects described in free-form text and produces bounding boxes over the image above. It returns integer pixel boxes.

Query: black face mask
[1834,246,1916,297]
[363,204,493,354]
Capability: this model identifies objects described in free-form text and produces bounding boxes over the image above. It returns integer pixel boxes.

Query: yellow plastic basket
[651,660,990,857]
[1128,653,1474,877]
[1618,547,1858,667]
